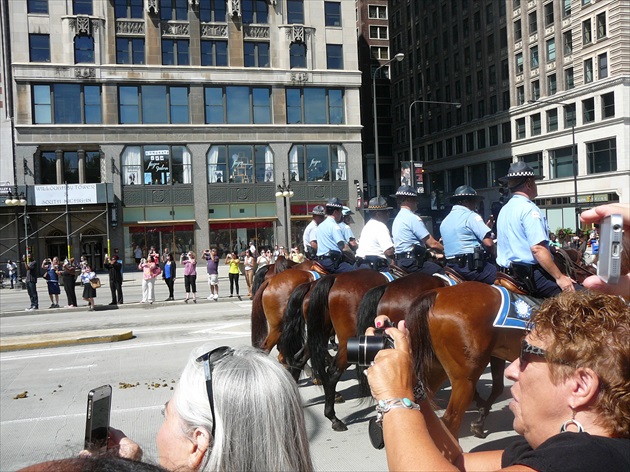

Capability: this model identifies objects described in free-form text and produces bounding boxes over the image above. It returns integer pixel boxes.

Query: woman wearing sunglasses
[364,290,629,471]
[106,345,313,472]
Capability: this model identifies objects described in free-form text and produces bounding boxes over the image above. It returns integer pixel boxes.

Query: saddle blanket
[432,273,459,286]
[380,271,395,282]
[491,285,542,330]
[307,271,322,281]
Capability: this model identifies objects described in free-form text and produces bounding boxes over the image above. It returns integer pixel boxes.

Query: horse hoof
[471,424,487,438]
[334,394,345,404]
[332,420,348,432]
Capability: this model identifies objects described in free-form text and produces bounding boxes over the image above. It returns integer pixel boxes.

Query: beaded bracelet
[375,397,421,424]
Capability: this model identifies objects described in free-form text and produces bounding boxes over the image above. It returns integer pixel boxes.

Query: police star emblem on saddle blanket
[491,285,542,330]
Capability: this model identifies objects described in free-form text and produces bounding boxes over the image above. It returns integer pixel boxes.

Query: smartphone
[84,385,112,451]
[597,214,623,284]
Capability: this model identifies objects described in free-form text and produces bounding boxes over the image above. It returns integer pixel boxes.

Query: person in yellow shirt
[225,251,241,300]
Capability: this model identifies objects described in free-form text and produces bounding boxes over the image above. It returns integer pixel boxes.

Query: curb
[0,329,134,352]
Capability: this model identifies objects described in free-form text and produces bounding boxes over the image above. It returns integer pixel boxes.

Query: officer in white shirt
[302,205,325,260]
[356,196,395,272]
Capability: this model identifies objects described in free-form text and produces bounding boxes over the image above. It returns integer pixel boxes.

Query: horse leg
[471,357,506,438]
[440,376,478,439]
[323,362,348,431]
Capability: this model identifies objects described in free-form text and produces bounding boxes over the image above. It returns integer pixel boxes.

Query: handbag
[90,277,101,289]
[43,270,50,280]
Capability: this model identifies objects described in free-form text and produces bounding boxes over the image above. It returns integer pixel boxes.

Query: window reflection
[207,144,273,184]
[289,144,346,182]
[286,88,344,124]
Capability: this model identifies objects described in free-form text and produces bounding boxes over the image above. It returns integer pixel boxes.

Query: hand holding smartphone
[84,385,112,451]
[597,214,623,284]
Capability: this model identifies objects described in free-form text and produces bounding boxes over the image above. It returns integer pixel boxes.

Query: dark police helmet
[449,185,484,203]
[325,197,344,209]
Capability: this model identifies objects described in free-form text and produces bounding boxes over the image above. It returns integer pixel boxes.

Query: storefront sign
[34,184,98,205]
[144,148,170,185]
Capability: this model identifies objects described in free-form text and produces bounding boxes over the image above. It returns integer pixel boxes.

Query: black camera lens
[347,334,394,366]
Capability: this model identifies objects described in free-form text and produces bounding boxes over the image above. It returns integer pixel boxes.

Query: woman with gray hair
[107,345,313,472]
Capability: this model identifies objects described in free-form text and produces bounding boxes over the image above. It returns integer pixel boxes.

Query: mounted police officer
[302,205,325,260]
[496,161,578,297]
[392,185,444,275]
[356,196,395,272]
[441,185,496,284]
[340,206,358,251]
[315,197,355,273]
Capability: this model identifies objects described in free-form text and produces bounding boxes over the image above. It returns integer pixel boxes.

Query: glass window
[546,38,555,62]
[563,31,572,55]
[584,58,593,83]
[115,0,143,18]
[244,41,270,67]
[531,113,541,136]
[598,53,608,79]
[469,163,487,189]
[162,39,189,65]
[563,0,571,17]
[199,0,226,22]
[544,2,553,26]
[118,85,188,124]
[447,167,465,192]
[492,159,512,186]
[85,151,101,183]
[74,36,94,63]
[40,152,56,184]
[547,108,558,132]
[520,152,543,176]
[514,19,522,41]
[204,86,270,124]
[477,129,486,148]
[466,132,474,151]
[326,44,343,70]
[32,84,101,124]
[516,118,526,139]
[29,34,50,62]
[369,26,388,39]
[502,122,511,143]
[324,2,341,26]
[582,19,592,44]
[241,0,268,23]
[596,12,606,39]
[528,11,537,33]
[565,67,574,89]
[587,138,616,174]
[160,0,188,20]
[517,86,525,105]
[532,80,540,101]
[548,73,557,95]
[73,0,92,15]
[368,5,386,19]
[28,0,48,14]
[201,40,228,66]
[550,146,575,179]
[285,87,343,124]
[564,103,576,127]
[123,145,191,186]
[290,43,307,69]
[287,0,304,24]
[582,97,594,123]
[371,46,389,60]
[530,45,539,68]
[63,151,80,183]
[516,52,523,74]
[289,144,346,182]
[117,38,145,64]
[601,92,615,119]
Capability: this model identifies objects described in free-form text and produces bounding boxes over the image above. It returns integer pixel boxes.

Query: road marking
[48,364,96,371]
[0,404,163,426]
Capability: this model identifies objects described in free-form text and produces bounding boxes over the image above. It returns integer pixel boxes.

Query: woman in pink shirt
[180,251,198,303]
[138,255,158,304]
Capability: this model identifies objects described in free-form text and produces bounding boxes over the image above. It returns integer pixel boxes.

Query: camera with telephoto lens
[347,320,395,366]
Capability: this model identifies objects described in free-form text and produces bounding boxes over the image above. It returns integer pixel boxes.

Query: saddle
[494,272,528,295]
[311,261,329,276]
[443,267,465,285]
[388,264,408,279]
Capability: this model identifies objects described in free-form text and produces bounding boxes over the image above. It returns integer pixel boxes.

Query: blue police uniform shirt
[339,221,355,241]
[497,194,549,267]
[316,216,346,256]
[440,205,491,257]
[392,208,430,253]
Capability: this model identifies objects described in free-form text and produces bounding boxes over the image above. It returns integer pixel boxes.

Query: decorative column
[55,149,64,184]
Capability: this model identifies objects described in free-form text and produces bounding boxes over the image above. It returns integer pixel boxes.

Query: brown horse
[304,271,446,431]
[251,256,305,297]
[251,266,320,354]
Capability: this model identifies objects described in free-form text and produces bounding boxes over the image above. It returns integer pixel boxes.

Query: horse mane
[275,256,289,273]
[406,290,438,393]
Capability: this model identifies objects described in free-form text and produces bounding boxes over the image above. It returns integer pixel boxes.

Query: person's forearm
[531,245,562,279]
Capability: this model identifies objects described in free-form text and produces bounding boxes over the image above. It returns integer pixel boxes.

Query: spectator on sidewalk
[41,256,61,308]
[62,257,78,307]
[104,254,124,305]
[80,264,97,311]
[139,256,157,304]
[6,260,17,289]
[162,253,176,301]
[225,251,241,300]
[244,249,256,299]
[133,245,143,264]
[181,251,198,303]
[256,249,270,270]
[23,254,39,311]
[203,248,219,301]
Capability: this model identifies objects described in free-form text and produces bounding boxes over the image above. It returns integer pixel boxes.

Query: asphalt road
[0,274,519,471]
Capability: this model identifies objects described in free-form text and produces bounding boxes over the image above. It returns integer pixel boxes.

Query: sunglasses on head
[519,339,572,369]
[196,346,234,437]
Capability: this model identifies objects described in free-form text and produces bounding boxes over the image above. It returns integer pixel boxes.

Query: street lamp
[275,173,294,248]
[373,52,404,196]
[528,99,579,232]
[408,100,461,189]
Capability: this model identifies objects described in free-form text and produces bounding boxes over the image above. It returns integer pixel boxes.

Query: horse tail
[356,284,388,397]
[252,265,271,296]
[356,285,388,336]
[278,281,312,366]
[406,290,438,391]
[306,275,337,386]
[250,278,270,349]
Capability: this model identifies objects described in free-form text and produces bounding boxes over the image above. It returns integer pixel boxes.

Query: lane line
[48,364,97,371]
[1,404,163,426]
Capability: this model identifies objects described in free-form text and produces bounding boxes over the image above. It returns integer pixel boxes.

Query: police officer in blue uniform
[496,161,577,297]
[441,185,496,283]
[315,197,355,273]
[392,185,444,275]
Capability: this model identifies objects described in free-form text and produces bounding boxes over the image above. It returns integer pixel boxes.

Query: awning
[134,219,197,225]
